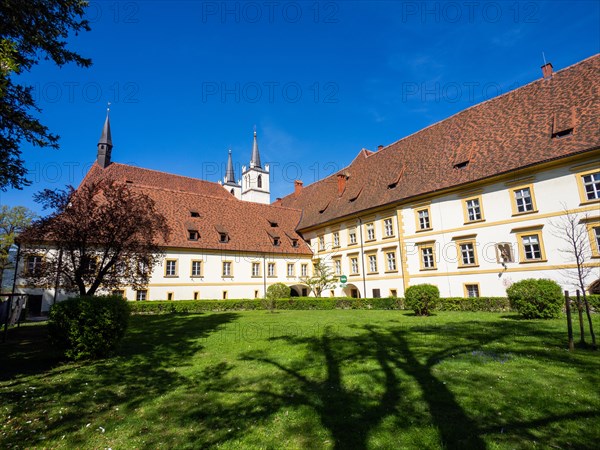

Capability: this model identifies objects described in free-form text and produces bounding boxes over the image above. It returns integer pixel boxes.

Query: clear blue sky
[2,0,599,214]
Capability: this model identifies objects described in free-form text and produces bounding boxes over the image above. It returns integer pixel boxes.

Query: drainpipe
[263,253,267,298]
[358,218,367,298]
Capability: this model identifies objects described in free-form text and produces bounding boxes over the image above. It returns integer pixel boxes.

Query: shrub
[48,295,130,360]
[266,283,291,300]
[506,279,563,319]
[405,284,439,316]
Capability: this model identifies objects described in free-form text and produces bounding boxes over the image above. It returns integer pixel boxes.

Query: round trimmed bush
[266,283,291,300]
[405,284,439,316]
[506,278,563,319]
[49,295,130,360]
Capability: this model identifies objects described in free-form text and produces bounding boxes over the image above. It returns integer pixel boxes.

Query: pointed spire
[97,105,113,168]
[250,129,262,169]
[225,149,236,184]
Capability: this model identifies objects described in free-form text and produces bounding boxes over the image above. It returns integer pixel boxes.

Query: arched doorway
[290,284,309,297]
[589,279,600,294]
[343,284,361,298]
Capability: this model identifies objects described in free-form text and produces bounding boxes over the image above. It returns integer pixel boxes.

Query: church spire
[250,130,261,169]
[97,105,113,168]
[225,149,236,184]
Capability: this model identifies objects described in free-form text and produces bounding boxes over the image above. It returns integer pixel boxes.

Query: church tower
[222,149,242,199]
[97,108,113,168]
[241,130,270,204]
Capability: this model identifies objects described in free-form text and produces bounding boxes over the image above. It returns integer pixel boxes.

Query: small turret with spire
[241,128,270,204]
[221,148,242,199]
[97,104,113,168]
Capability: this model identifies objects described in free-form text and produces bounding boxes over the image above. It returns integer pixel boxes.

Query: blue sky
[2,0,599,214]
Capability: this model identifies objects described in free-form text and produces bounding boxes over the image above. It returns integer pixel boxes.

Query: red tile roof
[83,163,312,255]
[279,54,600,230]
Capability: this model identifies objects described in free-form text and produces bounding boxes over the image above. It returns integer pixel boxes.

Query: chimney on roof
[541,62,553,79]
[337,173,348,195]
[294,180,303,195]
[378,145,383,151]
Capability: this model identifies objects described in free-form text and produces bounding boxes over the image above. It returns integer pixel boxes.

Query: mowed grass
[1,310,599,449]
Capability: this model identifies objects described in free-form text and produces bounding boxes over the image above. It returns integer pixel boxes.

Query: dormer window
[551,128,573,139]
[453,160,469,169]
[188,230,199,241]
[219,233,229,243]
[291,239,298,248]
[268,220,278,227]
[190,211,200,218]
[273,237,280,246]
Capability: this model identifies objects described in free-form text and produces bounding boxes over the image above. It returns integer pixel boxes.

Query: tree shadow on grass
[0,312,238,448]
[182,318,599,449]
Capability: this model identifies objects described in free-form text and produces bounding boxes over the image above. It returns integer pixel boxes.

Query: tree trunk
[581,291,597,350]
[576,291,586,344]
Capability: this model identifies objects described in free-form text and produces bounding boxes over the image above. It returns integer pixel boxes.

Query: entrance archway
[290,284,309,297]
[343,284,361,298]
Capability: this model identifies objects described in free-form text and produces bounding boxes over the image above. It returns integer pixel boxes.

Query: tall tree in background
[0,205,36,291]
[0,0,91,190]
[20,179,171,296]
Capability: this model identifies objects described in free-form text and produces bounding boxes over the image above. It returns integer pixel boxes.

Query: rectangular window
[193,291,199,300]
[465,284,480,298]
[464,197,483,222]
[386,251,397,271]
[222,261,232,277]
[268,262,276,277]
[372,288,381,298]
[384,218,394,237]
[350,257,359,274]
[252,262,260,277]
[349,228,357,245]
[582,172,600,200]
[368,254,378,273]
[366,223,375,241]
[26,255,43,275]
[334,259,341,275]
[458,241,478,267]
[136,290,147,301]
[593,226,600,256]
[254,290,259,298]
[301,264,308,277]
[318,236,325,251]
[417,208,431,230]
[333,231,340,247]
[191,260,202,277]
[522,234,542,260]
[167,292,174,301]
[222,291,228,300]
[419,244,436,270]
[390,289,398,298]
[495,243,515,264]
[165,259,177,277]
[112,290,125,298]
[513,187,535,213]
[287,263,295,277]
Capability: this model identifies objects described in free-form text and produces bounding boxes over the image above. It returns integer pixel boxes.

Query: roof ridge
[377,53,600,155]
[110,162,221,188]
[132,183,240,201]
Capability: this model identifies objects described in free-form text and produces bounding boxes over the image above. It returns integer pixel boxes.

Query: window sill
[191,276,204,279]
[512,209,538,217]
[367,272,379,275]
[251,275,262,278]
[365,239,376,243]
[457,264,480,269]
[385,270,398,274]
[267,275,277,278]
[519,259,548,264]
[579,198,600,206]
[164,275,179,278]
[222,275,234,278]
[420,267,437,271]
[350,273,360,276]
[382,235,396,239]
[416,228,433,233]
[464,219,485,225]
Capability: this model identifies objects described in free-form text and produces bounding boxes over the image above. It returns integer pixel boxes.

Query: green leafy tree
[19,179,171,296]
[0,0,91,190]
[0,205,36,291]
[300,259,337,298]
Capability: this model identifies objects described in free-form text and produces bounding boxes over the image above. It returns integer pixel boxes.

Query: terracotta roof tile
[82,164,311,255]
[279,54,600,230]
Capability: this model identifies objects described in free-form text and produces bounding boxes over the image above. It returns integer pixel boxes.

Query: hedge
[127,296,517,314]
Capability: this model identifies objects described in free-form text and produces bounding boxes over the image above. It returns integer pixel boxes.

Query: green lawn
[1,311,599,449]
